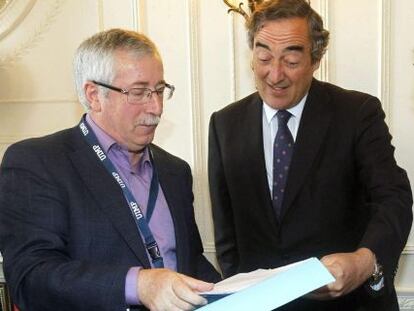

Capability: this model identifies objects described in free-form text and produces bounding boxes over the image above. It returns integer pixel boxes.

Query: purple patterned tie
[272,110,294,219]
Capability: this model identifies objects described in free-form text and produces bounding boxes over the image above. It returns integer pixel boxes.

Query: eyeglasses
[92,80,175,105]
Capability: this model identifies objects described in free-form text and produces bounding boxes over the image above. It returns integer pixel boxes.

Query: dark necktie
[272,110,294,219]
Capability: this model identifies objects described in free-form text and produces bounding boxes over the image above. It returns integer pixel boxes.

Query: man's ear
[84,81,102,112]
[251,53,257,73]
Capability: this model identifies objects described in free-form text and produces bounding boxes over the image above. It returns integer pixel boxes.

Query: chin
[264,99,291,110]
[142,135,155,146]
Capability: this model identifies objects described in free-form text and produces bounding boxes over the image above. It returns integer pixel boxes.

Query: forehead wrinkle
[256,28,309,48]
[254,18,311,55]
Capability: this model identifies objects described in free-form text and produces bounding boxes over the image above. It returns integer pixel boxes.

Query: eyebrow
[285,45,305,53]
[130,80,166,88]
[255,42,271,50]
[255,41,305,54]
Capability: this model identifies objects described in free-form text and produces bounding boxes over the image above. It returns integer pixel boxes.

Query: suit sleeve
[0,144,130,311]
[354,96,413,293]
[208,112,239,277]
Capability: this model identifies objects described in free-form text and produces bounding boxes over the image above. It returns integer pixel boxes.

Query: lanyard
[79,118,164,268]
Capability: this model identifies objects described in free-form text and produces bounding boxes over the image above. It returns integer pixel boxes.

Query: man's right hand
[137,268,214,311]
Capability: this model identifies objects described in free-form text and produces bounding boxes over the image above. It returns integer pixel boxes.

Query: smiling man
[0,29,220,311]
[208,0,412,310]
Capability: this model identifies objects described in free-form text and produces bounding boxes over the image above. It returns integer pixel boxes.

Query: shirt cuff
[125,267,142,305]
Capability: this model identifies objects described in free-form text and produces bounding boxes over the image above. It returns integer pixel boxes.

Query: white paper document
[199,257,335,311]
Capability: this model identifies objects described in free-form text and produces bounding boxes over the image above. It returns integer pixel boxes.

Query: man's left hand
[306,248,375,300]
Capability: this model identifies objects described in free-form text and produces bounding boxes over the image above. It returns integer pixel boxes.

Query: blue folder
[199,257,335,311]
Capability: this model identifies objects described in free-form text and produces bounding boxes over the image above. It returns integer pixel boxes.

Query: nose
[145,92,163,116]
[268,60,285,84]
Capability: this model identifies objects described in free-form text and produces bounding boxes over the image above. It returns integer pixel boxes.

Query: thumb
[180,274,214,292]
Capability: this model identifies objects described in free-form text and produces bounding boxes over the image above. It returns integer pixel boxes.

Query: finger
[180,274,214,292]
[326,279,344,292]
[170,295,197,311]
[320,255,335,266]
[172,279,208,307]
[322,264,343,289]
[150,286,194,311]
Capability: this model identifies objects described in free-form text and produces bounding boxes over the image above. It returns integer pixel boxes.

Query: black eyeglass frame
[92,80,175,104]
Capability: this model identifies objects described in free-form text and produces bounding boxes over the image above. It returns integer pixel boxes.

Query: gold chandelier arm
[222,0,312,20]
[222,0,249,19]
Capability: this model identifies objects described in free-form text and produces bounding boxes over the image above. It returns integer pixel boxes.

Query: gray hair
[246,0,330,64]
[73,28,160,110]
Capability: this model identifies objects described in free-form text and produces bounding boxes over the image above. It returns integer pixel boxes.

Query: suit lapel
[68,126,151,267]
[281,80,333,218]
[242,94,280,230]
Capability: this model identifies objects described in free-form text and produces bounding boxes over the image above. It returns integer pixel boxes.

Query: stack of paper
[199,257,334,310]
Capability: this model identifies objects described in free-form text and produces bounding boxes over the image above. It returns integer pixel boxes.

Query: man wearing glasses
[0,29,220,311]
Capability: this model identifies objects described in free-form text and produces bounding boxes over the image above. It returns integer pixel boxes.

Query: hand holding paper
[138,268,213,310]
[199,258,335,311]
[307,248,375,300]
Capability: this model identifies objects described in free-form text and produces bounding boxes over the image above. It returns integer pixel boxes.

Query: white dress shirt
[262,95,307,195]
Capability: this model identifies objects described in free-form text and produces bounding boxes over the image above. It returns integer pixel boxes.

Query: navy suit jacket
[0,119,220,311]
[208,79,413,310]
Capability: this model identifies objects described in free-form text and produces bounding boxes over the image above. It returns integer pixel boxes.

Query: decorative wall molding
[0,135,45,144]
[398,291,414,310]
[1,140,14,160]
[0,0,11,12]
[380,0,392,126]
[0,144,10,160]
[0,0,35,40]
[186,0,210,234]
[0,0,66,67]
[0,135,30,142]
[0,98,78,104]
[97,0,103,31]
[131,0,146,33]
[131,0,139,32]
[228,13,237,102]
[313,0,329,82]
[0,262,4,283]
[203,242,216,254]
[403,245,414,255]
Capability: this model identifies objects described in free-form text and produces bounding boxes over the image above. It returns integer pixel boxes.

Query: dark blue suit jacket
[0,120,220,311]
[209,79,412,310]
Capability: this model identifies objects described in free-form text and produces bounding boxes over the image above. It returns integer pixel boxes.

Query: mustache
[135,114,161,126]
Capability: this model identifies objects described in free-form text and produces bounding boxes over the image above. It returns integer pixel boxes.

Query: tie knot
[276,110,292,125]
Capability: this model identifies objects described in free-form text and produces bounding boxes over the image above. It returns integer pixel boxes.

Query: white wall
[0,0,413,308]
